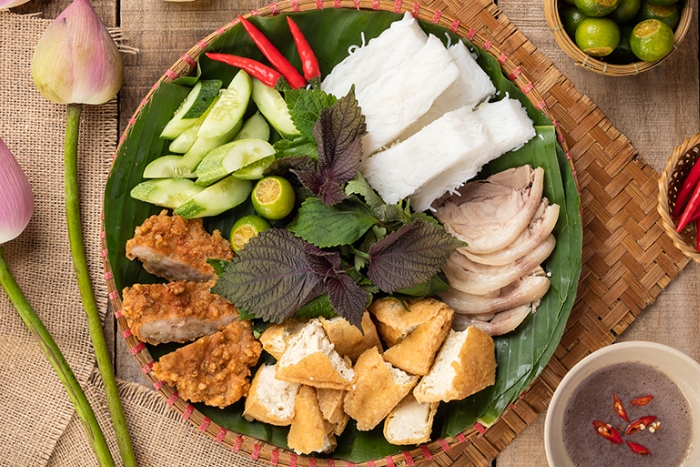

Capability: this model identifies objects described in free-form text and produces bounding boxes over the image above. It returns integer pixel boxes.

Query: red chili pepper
[630,395,654,406]
[286,16,321,85]
[613,394,629,422]
[676,181,700,232]
[592,420,623,444]
[238,15,306,90]
[625,415,657,435]
[673,158,700,217]
[205,53,285,88]
[626,441,651,455]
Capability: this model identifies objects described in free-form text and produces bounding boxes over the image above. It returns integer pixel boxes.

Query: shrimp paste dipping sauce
[562,362,692,467]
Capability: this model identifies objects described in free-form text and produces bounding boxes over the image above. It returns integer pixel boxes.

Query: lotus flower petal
[0,138,34,244]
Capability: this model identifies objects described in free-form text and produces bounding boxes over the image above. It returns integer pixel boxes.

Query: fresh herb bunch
[212,87,463,328]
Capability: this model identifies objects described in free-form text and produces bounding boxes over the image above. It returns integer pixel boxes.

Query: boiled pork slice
[451,304,532,336]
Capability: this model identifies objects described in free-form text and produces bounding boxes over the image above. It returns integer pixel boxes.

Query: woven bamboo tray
[101,0,689,465]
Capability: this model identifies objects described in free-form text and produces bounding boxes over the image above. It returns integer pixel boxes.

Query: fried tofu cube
[343,347,418,431]
[121,280,239,345]
[320,312,383,362]
[243,364,300,426]
[287,386,337,455]
[258,319,305,361]
[126,210,232,282]
[370,298,453,375]
[152,320,262,408]
[384,394,438,445]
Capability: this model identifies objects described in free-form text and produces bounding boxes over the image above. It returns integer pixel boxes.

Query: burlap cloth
[0,11,264,467]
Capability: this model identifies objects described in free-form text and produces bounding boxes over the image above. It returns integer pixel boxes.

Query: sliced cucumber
[195,139,276,186]
[232,155,275,180]
[143,155,196,179]
[251,78,300,138]
[174,176,253,218]
[234,112,271,142]
[178,119,243,174]
[169,96,219,154]
[130,178,203,209]
[198,70,252,140]
[160,80,223,139]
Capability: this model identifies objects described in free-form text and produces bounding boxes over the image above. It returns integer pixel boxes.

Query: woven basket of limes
[544,0,692,75]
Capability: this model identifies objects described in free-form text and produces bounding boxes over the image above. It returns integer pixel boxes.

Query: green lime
[576,17,621,56]
[574,0,620,17]
[646,0,678,5]
[638,2,680,30]
[630,18,675,61]
[609,0,641,23]
[561,6,588,38]
[607,24,637,63]
[251,176,296,220]
[230,215,271,252]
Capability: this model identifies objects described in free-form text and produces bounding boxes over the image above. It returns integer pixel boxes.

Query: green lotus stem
[0,246,115,467]
[65,103,137,467]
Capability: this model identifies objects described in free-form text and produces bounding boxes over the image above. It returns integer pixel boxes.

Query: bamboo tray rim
[100,2,574,466]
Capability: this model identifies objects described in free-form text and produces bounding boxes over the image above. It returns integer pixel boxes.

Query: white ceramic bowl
[545,341,700,466]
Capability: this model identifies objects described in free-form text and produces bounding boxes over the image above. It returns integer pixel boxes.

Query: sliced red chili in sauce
[627,441,651,455]
[613,394,629,422]
[592,420,623,444]
[630,395,654,406]
[625,415,658,435]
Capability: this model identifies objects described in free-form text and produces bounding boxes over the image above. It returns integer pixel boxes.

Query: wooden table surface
[15,0,700,464]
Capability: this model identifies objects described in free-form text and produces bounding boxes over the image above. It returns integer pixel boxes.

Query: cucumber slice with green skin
[169,96,219,154]
[174,176,253,218]
[197,70,252,140]
[234,112,271,142]
[231,155,275,180]
[178,119,243,174]
[195,139,276,187]
[130,178,203,209]
[160,80,223,139]
[251,78,300,138]
[143,155,196,179]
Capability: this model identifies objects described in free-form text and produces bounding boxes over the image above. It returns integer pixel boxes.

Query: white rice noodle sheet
[360,106,491,206]
[474,98,536,158]
[359,35,460,157]
[399,41,496,141]
[321,12,428,103]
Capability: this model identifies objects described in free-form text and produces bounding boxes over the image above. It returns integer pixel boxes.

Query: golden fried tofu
[152,320,262,408]
[320,312,383,362]
[287,386,336,455]
[276,320,355,390]
[243,364,300,426]
[343,347,418,431]
[413,327,496,403]
[384,394,438,445]
[121,280,238,345]
[317,388,350,436]
[126,210,232,282]
[258,319,305,361]
[370,298,453,375]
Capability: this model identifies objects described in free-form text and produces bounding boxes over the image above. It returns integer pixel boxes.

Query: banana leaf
[103,9,582,463]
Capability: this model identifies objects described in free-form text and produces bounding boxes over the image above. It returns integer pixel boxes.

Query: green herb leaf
[286,88,338,140]
[345,172,384,210]
[211,229,325,323]
[368,219,464,293]
[206,258,230,278]
[395,273,450,298]
[294,294,336,319]
[273,137,318,160]
[287,197,378,248]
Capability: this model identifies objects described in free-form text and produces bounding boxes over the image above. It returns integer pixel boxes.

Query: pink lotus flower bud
[0,138,34,244]
[31,0,123,105]
[0,0,32,8]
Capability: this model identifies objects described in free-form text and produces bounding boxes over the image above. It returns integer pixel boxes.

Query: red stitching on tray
[393,0,401,13]
[101,249,108,258]
[566,152,573,160]
[100,230,106,239]
[498,52,508,64]
[420,445,432,460]
[181,54,196,68]
[403,452,414,466]
[121,328,132,338]
[114,309,122,319]
[128,116,136,125]
[508,66,522,80]
[230,17,240,26]
[104,271,112,280]
[182,404,194,420]
[334,0,341,8]
[108,291,119,300]
[141,360,154,374]
[215,427,226,443]
[557,133,565,143]
[252,444,261,460]
[199,417,211,432]
[139,98,149,108]
[457,433,467,442]
[438,439,450,451]
[347,463,355,467]
[270,3,280,15]
[130,342,146,355]
[431,10,441,23]
[250,9,259,15]
[521,82,534,94]
[467,27,476,40]
[536,99,547,110]
[233,435,243,452]
[385,456,395,467]
[509,403,516,410]
[216,27,225,35]
[372,0,379,10]
[309,458,317,467]
[291,0,300,11]
[315,0,323,9]
[270,449,279,466]
[153,380,164,390]
[197,40,208,50]
[367,461,374,467]
[474,422,486,435]
[165,69,178,80]
[167,391,179,406]
[289,453,297,467]
[411,1,419,17]
[327,459,335,467]
[482,39,492,51]
[119,133,127,143]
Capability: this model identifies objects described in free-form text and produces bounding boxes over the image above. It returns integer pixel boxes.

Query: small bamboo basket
[658,132,700,262]
[543,0,692,76]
